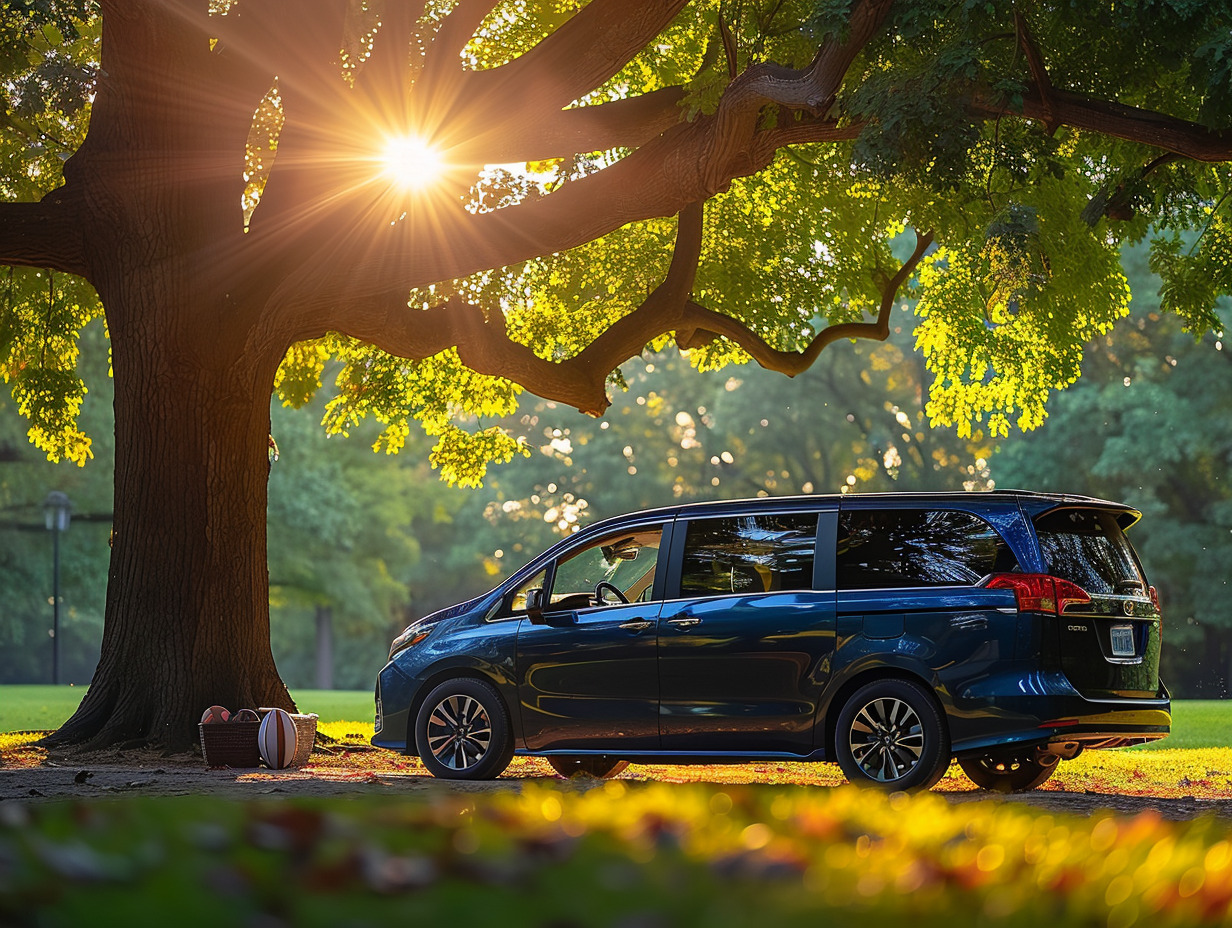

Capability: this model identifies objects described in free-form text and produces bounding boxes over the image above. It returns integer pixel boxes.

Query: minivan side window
[837,509,1018,589]
[680,514,817,597]
[549,527,665,607]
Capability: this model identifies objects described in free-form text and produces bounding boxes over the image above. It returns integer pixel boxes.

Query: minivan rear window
[1034,508,1145,595]
[837,509,1018,589]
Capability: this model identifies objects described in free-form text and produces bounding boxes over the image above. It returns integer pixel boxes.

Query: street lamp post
[42,491,71,685]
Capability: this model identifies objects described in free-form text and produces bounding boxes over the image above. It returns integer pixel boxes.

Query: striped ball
[200,705,230,724]
[257,708,298,769]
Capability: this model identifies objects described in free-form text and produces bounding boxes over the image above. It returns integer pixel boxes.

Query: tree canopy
[3,0,1232,747]
[5,0,1232,480]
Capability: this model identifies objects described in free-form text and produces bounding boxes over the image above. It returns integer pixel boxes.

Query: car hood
[419,592,489,625]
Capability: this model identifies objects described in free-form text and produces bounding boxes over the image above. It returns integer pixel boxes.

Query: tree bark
[46,268,293,751]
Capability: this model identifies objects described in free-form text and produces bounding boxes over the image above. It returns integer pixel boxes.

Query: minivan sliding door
[657,508,837,754]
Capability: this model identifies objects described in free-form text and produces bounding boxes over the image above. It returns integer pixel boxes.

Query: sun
[381,135,445,191]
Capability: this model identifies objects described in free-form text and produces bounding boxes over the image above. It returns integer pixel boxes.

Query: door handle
[666,616,700,628]
[619,619,654,631]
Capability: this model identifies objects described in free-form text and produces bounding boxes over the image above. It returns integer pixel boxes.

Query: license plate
[1110,625,1136,657]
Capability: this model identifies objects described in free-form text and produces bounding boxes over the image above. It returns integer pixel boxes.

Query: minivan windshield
[1034,508,1146,595]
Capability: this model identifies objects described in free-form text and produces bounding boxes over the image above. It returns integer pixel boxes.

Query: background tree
[0,316,111,686]
[997,245,1232,696]
[3,0,1232,747]
[265,397,424,690]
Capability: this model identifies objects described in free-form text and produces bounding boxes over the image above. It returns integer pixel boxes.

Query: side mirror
[525,587,547,624]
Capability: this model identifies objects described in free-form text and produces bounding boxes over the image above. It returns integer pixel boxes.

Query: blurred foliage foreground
[2,781,1232,928]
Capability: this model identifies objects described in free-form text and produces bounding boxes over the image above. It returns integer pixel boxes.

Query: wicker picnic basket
[259,709,319,767]
[199,720,261,768]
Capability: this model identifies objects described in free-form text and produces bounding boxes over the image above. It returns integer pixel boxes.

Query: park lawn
[1137,699,1230,750]
[0,686,373,733]
[2,782,1231,928]
[2,688,1227,799]
[3,687,1223,745]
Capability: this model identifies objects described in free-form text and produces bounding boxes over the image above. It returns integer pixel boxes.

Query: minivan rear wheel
[415,678,514,780]
[547,756,630,779]
[834,679,950,790]
[959,749,1059,792]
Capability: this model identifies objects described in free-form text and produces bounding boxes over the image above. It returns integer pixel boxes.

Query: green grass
[0,685,373,732]
[0,685,1223,746]
[1136,698,1229,749]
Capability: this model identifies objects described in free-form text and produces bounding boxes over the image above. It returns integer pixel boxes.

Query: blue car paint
[373,491,1170,766]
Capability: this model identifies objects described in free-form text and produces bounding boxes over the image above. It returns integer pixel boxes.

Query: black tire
[959,749,1059,793]
[547,756,630,779]
[834,678,950,791]
[414,678,514,780]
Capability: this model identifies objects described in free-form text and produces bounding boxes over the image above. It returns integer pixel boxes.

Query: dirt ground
[2,743,1230,821]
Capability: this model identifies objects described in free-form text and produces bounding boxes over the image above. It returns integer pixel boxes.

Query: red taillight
[1054,578,1093,613]
[985,574,1092,615]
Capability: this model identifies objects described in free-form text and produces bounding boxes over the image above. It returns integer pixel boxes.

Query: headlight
[389,625,430,659]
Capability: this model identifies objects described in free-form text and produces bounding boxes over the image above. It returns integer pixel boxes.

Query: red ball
[200,705,230,724]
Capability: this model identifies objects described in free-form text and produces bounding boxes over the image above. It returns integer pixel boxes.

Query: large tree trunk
[47,273,293,751]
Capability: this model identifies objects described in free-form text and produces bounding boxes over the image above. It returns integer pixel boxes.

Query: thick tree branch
[270,0,894,315]
[319,203,705,414]
[973,86,1232,161]
[356,0,429,100]
[231,0,348,104]
[473,0,691,114]
[417,0,500,91]
[480,87,688,162]
[1004,9,1232,159]
[310,214,935,417]
[564,199,705,374]
[754,118,862,157]
[205,4,280,107]
[697,0,892,195]
[0,200,90,278]
[676,229,934,376]
[1014,10,1056,133]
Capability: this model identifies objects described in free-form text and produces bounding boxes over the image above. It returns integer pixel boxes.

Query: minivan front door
[517,601,661,751]
[515,522,667,752]
[657,510,837,754]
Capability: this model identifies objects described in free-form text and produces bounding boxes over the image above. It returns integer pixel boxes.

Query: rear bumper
[1030,704,1171,749]
[949,671,1170,755]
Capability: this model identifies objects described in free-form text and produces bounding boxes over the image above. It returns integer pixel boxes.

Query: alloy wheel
[847,696,925,783]
[425,693,493,771]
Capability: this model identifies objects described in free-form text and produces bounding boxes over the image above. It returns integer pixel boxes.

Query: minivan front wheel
[959,749,1059,793]
[415,678,513,780]
[834,679,950,790]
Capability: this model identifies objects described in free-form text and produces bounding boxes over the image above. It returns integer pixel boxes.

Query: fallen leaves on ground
[5,723,1232,800]
[2,783,1231,928]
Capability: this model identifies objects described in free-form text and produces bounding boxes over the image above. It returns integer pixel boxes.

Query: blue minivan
[372,491,1170,791]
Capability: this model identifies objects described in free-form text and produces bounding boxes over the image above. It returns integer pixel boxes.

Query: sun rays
[380,135,446,192]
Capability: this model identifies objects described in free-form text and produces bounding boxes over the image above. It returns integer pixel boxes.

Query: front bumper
[370,661,416,752]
